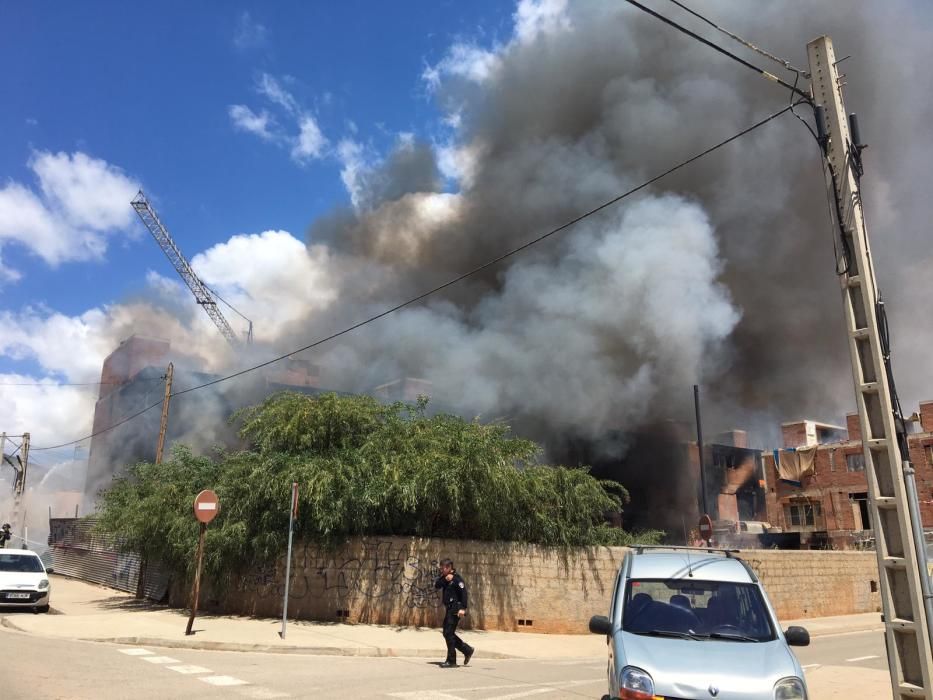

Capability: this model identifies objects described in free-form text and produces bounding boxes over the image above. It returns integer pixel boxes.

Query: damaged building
[763,404,933,548]
[83,335,325,507]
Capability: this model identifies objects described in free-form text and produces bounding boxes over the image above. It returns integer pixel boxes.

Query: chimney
[920,401,933,433]
[846,413,862,443]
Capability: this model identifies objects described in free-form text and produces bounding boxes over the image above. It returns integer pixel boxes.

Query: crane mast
[131,191,241,346]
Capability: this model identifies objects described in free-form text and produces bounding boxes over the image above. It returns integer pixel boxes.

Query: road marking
[846,655,880,662]
[141,656,181,664]
[485,689,556,700]
[118,648,153,656]
[200,675,249,687]
[388,692,466,699]
[237,689,293,699]
[802,663,821,670]
[167,664,213,675]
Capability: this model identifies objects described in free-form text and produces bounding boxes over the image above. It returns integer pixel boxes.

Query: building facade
[763,402,933,547]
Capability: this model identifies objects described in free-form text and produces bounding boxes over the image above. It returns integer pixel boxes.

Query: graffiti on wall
[316,540,439,609]
[234,540,439,609]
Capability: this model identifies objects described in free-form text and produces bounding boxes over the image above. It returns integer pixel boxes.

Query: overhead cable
[666,0,809,78]
[624,0,810,100]
[31,103,796,451]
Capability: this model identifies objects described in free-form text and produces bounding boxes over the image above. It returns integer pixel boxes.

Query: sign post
[186,489,219,636]
[280,482,299,639]
[698,514,713,547]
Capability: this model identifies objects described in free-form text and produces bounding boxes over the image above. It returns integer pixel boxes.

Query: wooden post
[185,521,207,636]
[155,363,174,465]
[139,363,173,599]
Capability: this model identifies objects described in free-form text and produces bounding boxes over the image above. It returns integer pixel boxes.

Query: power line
[0,379,161,387]
[31,103,797,451]
[31,398,166,451]
[624,0,809,100]
[665,0,809,78]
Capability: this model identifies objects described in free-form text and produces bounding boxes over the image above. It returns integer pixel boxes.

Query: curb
[0,617,518,659]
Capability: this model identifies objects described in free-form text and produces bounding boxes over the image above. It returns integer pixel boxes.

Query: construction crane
[131,191,252,346]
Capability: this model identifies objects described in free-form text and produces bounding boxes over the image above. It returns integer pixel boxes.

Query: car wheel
[36,605,49,614]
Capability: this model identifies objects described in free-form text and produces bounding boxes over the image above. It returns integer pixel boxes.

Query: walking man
[435,558,474,668]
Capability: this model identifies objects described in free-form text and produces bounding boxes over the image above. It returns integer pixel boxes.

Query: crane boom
[131,191,239,346]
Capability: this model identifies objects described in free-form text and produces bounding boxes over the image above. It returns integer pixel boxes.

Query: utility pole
[9,433,29,548]
[808,35,933,699]
[138,363,174,599]
[694,385,709,518]
[155,363,174,465]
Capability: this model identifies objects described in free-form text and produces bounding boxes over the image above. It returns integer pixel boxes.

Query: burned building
[763,404,933,548]
[83,336,325,506]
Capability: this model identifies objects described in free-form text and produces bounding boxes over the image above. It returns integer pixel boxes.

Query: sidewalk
[2,575,886,661]
[1,575,603,658]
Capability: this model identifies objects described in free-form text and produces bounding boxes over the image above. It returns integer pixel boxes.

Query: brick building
[763,401,933,547]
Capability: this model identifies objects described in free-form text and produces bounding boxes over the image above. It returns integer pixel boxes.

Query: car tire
[36,605,49,614]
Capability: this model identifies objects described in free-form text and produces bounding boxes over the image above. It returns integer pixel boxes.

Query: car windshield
[622,578,776,642]
[0,554,44,573]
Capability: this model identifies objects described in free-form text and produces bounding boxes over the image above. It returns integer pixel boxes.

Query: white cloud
[231,74,329,164]
[0,374,96,450]
[423,43,501,91]
[0,151,139,279]
[257,73,300,116]
[228,104,276,140]
[291,115,328,163]
[233,11,268,50]
[513,0,570,43]
[32,151,140,231]
[192,230,337,341]
[336,139,368,209]
[423,0,570,93]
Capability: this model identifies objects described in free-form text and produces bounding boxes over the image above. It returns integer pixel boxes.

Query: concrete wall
[183,537,881,633]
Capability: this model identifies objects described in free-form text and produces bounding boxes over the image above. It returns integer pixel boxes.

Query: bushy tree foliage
[96,392,660,583]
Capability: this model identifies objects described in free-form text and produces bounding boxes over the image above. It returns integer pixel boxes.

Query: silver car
[589,546,810,700]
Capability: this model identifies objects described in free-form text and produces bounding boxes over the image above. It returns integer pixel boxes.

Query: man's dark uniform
[435,570,474,666]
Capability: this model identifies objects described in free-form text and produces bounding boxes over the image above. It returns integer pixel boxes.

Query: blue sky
[0,1,510,320]
[4,0,933,466]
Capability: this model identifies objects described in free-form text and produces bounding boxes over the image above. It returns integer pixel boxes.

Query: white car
[0,549,52,613]
[589,545,809,700]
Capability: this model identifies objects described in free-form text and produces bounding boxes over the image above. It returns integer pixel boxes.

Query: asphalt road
[794,629,888,672]
[0,618,887,700]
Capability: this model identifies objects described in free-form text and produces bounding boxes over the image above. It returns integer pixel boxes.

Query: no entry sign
[698,514,713,539]
[193,490,220,524]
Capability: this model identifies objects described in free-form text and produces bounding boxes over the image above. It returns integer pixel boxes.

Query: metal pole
[694,385,709,517]
[185,522,207,636]
[280,482,298,639]
[20,433,29,496]
[903,460,933,653]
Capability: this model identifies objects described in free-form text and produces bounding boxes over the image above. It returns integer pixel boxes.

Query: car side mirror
[45,567,54,574]
[589,615,612,635]
[784,626,810,647]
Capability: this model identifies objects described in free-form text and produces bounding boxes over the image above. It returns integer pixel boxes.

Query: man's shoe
[463,648,474,666]
[439,661,458,668]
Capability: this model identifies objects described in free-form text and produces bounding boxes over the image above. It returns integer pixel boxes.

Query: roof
[0,549,40,556]
[629,552,754,584]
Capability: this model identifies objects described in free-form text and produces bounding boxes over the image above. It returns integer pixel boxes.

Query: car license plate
[6,593,30,599]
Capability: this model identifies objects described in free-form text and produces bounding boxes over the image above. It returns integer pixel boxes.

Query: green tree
[96,392,660,584]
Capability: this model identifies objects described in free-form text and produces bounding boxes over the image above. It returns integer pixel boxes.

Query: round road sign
[193,490,220,524]
[698,514,713,537]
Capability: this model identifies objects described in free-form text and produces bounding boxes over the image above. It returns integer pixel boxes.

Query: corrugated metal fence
[48,518,170,601]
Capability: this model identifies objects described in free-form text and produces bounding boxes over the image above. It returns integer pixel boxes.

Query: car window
[0,554,44,573]
[622,578,776,642]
